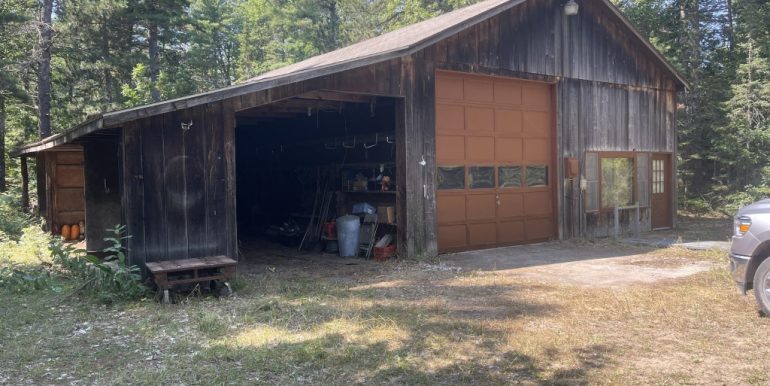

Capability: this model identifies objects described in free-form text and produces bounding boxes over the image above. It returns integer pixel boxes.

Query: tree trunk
[0,95,6,193]
[148,20,160,102]
[21,156,29,212]
[725,0,734,50]
[37,0,54,139]
[101,16,113,109]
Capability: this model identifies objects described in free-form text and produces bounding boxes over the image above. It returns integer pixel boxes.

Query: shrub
[51,225,149,304]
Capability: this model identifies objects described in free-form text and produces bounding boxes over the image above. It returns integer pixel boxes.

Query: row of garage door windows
[437,165,549,190]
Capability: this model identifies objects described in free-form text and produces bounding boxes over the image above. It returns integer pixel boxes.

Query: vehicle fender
[747,239,770,290]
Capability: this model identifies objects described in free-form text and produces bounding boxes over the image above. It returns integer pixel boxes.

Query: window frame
[584,151,656,213]
[599,153,637,210]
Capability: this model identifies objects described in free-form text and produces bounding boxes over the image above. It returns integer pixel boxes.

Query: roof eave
[14,116,104,156]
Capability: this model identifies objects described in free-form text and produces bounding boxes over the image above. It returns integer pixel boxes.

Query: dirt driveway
[439,241,718,287]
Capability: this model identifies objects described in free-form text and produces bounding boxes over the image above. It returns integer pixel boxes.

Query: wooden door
[651,154,672,229]
[435,71,554,253]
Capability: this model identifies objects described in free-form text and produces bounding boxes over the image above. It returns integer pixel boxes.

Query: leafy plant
[50,225,148,304]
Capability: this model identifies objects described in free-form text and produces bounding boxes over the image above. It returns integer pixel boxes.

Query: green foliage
[51,225,149,304]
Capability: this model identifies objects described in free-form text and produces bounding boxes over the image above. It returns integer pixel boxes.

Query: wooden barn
[16,0,686,271]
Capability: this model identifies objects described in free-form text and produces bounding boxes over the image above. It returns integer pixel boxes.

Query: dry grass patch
[1,244,769,385]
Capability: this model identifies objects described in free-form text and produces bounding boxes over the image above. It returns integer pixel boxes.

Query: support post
[613,206,619,238]
[20,156,29,213]
[634,203,640,238]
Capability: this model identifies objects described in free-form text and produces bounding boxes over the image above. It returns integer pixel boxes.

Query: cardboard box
[377,206,395,224]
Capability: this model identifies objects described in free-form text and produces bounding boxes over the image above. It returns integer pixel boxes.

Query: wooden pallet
[146,255,236,303]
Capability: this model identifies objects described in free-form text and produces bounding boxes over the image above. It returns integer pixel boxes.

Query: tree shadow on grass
[189,331,614,385]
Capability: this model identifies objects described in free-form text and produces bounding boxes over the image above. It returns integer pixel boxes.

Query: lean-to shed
[17,0,686,270]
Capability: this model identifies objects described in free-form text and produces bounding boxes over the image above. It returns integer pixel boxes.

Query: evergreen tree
[1,1,34,192]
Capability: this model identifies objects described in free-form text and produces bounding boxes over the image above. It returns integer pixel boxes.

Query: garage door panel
[438,195,466,222]
[526,218,553,240]
[439,225,468,249]
[495,109,522,132]
[523,86,550,107]
[523,138,550,163]
[436,135,465,163]
[469,223,497,246]
[437,77,464,100]
[494,83,522,105]
[466,107,495,131]
[524,192,553,216]
[498,192,524,218]
[464,79,494,103]
[498,220,526,244]
[466,136,495,162]
[467,194,497,221]
[495,138,523,162]
[437,72,554,253]
[523,111,551,137]
[436,104,465,132]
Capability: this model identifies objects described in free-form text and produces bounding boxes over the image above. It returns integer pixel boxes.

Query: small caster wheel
[214,281,232,298]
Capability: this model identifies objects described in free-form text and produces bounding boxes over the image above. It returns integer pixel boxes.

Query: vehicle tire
[753,257,770,316]
[213,281,232,298]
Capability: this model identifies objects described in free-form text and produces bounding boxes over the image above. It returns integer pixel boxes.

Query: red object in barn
[323,221,337,240]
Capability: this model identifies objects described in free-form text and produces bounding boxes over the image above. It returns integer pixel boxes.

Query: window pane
[469,166,495,189]
[652,159,665,194]
[498,166,522,188]
[601,158,634,207]
[437,166,465,190]
[526,165,548,187]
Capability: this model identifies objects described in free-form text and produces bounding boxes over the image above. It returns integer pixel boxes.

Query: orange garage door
[435,71,555,253]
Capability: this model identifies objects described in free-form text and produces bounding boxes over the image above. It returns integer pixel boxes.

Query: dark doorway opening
[234,91,400,261]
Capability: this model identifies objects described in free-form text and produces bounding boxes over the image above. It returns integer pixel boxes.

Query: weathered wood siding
[117,0,680,264]
[410,0,679,246]
[121,101,235,268]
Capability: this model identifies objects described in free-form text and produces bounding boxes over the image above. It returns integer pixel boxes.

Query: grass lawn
[1,240,769,385]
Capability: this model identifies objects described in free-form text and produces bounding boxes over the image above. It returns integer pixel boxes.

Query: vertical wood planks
[140,115,167,262]
[163,109,189,259]
[206,101,227,257]
[185,103,208,258]
[222,100,238,260]
[122,121,146,268]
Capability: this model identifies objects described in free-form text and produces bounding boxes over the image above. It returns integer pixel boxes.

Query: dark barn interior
[234,92,399,258]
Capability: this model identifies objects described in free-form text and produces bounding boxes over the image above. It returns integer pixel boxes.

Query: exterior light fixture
[564,0,579,16]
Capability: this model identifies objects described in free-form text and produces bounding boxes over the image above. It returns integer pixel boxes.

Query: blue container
[336,215,361,257]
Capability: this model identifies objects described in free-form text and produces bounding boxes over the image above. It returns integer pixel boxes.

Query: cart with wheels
[145,256,237,304]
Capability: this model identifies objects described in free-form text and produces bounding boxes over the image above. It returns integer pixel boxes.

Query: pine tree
[37,0,54,138]
[0,3,33,192]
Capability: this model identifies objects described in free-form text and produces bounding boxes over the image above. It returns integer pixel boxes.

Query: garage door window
[498,166,522,188]
[469,166,495,189]
[526,165,548,187]
[438,166,465,190]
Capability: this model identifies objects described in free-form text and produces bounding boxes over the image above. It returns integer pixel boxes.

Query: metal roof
[17,0,686,156]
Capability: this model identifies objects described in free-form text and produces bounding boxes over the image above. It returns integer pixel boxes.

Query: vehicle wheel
[214,281,232,298]
[753,258,770,316]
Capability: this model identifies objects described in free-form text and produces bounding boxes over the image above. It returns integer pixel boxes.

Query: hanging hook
[342,136,356,149]
[385,135,395,144]
[363,133,378,149]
